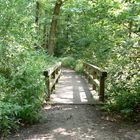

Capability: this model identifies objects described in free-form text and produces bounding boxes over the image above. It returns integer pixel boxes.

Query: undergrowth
[60,56,83,73]
[0,45,57,137]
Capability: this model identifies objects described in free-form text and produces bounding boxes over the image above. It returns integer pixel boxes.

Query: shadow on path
[8,105,140,140]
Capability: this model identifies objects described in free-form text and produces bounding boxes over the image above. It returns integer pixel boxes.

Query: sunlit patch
[53,128,66,133]
[79,86,88,103]
[44,105,52,110]
[62,107,73,111]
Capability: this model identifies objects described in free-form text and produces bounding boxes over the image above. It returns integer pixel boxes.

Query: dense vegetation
[57,0,140,120]
[0,0,140,137]
[0,0,57,137]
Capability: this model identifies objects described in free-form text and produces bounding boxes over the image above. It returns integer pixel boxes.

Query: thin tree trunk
[35,1,40,48]
[47,0,63,55]
[35,1,39,26]
[43,10,48,49]
[43,22,48,49]
[66,15,70,40]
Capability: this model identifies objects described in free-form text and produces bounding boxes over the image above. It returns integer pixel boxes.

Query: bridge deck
[50,68,98,104]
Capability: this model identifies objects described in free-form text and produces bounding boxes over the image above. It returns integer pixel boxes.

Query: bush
[104,42,140,120]
[0,101,21,137]
[0,45,57,136]
[61,57,84,73]
[61,56,76,69]
[74,59,84,73]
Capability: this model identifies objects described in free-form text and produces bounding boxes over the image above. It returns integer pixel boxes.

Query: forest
[0,0,140,137]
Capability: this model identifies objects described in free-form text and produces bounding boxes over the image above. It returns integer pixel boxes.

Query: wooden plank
[99,76,105,102]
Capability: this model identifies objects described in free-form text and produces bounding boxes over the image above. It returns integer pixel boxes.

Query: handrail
[83,62,107,102]
[43,62,61,98]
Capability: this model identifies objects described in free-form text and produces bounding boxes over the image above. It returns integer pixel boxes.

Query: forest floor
[8,68,140,140]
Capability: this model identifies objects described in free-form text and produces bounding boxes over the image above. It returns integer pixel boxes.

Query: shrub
[74,59,84,73]
[0,101,21,137]
[61,57,84,73]
[61,56,76,69]
[0,45,57,136]
[105,89,140,120]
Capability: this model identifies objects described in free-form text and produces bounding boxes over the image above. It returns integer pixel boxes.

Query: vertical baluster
[88,66,90,83]
[56,68,59,83]
[44,71,51,98]
[52,71,56,91]
[92,71,97,90]
[99,72,107,102]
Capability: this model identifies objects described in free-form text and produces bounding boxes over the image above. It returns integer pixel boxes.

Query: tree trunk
[47,0,63,55]
[35,1,39,26]
[35,1,40,48]
[43,10,48,49]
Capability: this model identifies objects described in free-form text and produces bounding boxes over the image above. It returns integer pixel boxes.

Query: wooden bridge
[43,62,107,104]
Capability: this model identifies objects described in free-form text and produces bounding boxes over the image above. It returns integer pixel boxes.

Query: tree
[47,0,64,55]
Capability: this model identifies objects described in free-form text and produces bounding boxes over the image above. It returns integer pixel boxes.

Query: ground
[8,104,140,140]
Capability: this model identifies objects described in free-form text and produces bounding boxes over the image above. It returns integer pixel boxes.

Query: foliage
[56,0,140,119]
[61,56,76,69]
[0,45,56,136]
[0,0,57,137]
[0,101,21,137]
[61,57,83,73]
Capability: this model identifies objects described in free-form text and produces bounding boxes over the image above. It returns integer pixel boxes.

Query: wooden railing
[43,62,61,98]
[83,62,107,102]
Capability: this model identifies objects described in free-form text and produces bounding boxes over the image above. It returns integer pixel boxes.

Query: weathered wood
[85,63,103,75]
[45,62,61,76]
[99,76,106,102]
[92,71,97,90]
[43,62,61,98]
[84,62,107,102]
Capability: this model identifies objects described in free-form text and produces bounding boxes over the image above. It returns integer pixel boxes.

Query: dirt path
[8,69,140,140]
[9,105,140,140]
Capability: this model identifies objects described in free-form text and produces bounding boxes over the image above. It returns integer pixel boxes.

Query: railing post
[99,76,105,101]
[99,72,107,102]
[87,66,90,83]
[56,68,59,83]
[43,71,51,98]
[92,71,97,90]
[52,71,56,90]
[46,76,51,98]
